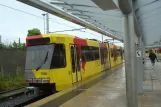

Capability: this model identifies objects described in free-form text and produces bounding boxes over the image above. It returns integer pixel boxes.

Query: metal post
[142,38,145,79]
[142,42,146,69]
[102,34,103,43]
[124,13,138,107]
[46,13,49,34]
[42,13,46,34]
[136,36,143,94]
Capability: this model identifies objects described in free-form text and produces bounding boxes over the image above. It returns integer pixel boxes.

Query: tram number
[41,72,47,75]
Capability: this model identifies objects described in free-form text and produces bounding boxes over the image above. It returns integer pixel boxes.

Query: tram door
[70,45,81,83]
[101,47,109,70]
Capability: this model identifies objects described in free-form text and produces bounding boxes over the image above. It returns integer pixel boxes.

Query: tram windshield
[25,44,54,70]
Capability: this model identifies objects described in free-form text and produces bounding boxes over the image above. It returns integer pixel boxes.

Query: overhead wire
[0,3,109,42]
[0,3,81,29]
[50,28,86,33]
[0,3,43,19]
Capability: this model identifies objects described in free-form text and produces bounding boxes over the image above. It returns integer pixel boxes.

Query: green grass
[0,72,25,92]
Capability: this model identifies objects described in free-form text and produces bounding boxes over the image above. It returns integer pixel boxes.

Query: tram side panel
[80,40,102,80]
[51,35,74,91]
[100,43,110,71]
[109,44,115,68]
[104,43,110,70]
[107,43,111,69]
[116,46,123,65]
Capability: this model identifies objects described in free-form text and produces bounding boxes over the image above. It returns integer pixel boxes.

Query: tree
[18,38,21,49]
[27,28,41,36]
[13,41,18,48]
[21,43,26,50]
[8,44,13,49]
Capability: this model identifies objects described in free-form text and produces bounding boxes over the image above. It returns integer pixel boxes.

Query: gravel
[0,93,38,107]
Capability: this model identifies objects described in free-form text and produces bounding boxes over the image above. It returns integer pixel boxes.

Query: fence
[0,48,26,76]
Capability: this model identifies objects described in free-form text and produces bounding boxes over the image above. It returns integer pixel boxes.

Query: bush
[0,72,25,92]
[27,28,41,36]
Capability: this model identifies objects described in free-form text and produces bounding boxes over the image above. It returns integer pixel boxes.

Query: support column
[46,13,49,34]
[124,13,138,107]
[143,42,146,58]
[136,36,143,94]
[142,41,146,69]
[102,34,103,42]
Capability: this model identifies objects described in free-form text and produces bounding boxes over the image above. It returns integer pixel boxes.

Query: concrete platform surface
[139,61,161,107]
[59,65,126,107]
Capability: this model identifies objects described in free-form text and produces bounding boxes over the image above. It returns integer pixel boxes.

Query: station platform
[139,60,161,107]
[59,65,126,107]
[26,61,161,107]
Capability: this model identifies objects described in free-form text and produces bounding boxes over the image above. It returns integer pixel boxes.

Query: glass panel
[25,44,54,69]
[71,46,75,73]
[50,44,66,68]
[81,46,99,62]
[76,46,80,71]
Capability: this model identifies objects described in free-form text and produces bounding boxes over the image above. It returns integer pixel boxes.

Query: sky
[0,0,123,47]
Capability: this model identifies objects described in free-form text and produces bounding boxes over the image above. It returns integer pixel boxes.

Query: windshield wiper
[36,51,49,71]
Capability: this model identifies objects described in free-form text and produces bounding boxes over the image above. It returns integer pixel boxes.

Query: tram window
[76,47,80,71]
[100,48,103,64]
[87,47,94,61]
[86,47,93,61]
[81,46,99,61]
[50,44,66,68]
[100,48,108,64]
[70,46,75,72]
[113,49,117,58]
[120,49,123,58]
[81,46,86,62]
[104,48,108,59]
[117,49,120,57]
[111,49,113,57]
[92,47,99,60]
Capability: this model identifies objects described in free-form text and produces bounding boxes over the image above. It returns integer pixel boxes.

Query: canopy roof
[134,0,161,45]
[17,0,161,45]
[18,0,124,42]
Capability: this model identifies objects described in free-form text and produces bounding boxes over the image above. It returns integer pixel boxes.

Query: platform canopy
[134,0,161,45]
[17,0,161,45]
[17,0,124,42]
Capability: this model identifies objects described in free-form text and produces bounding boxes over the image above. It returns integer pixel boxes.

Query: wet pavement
[139,61,161,107]
[59,65,126,107]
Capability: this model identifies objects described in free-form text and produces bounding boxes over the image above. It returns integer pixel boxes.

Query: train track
[0,87,53,107]
[0,87,25,101]
[0,87,24,107]
[13,93,50,107]
[0,87,25,95]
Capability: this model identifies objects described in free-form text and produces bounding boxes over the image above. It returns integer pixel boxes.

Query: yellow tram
[145,48,161,57]
[25,34,123,92]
